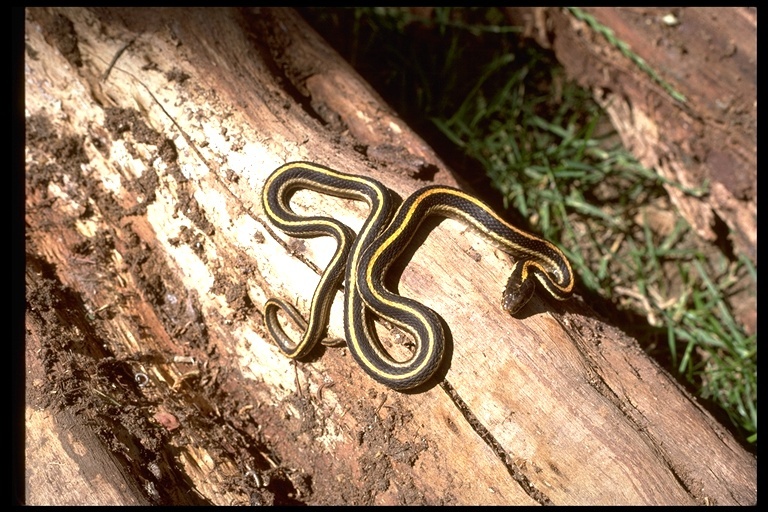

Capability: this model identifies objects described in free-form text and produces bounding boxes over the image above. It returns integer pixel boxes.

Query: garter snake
[262,163,359,358]
[262,161,574,390]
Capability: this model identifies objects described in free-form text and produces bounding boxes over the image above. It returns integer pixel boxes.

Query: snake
[262,161,573,390]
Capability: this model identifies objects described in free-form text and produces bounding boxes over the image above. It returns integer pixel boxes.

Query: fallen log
[23,7,755,505]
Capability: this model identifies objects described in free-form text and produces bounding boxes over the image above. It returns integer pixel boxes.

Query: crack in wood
[438,380,553,505]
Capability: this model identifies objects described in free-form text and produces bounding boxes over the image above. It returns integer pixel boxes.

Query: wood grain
[23,7,755,505]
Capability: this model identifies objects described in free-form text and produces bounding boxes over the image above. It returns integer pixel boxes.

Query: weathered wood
[24,7,755,505]
[507,7,756,265]
[503,7,757,336]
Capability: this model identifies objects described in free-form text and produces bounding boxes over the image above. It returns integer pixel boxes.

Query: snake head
[501,262,536,315]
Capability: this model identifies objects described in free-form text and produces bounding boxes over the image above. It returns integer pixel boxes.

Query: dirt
[24,97,435,504]
[24,7,755,504]
[25,256,432,504]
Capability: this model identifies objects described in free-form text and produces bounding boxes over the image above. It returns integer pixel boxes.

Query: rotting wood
[24,7,755,505]
[502,7,756,338]
[507,7,756,264]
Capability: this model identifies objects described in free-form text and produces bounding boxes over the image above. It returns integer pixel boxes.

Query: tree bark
[507,7,756,265]
[503,7,757,337]
[23,7,755,505]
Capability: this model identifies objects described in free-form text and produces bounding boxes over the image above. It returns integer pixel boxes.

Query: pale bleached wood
[24,7,755,505]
